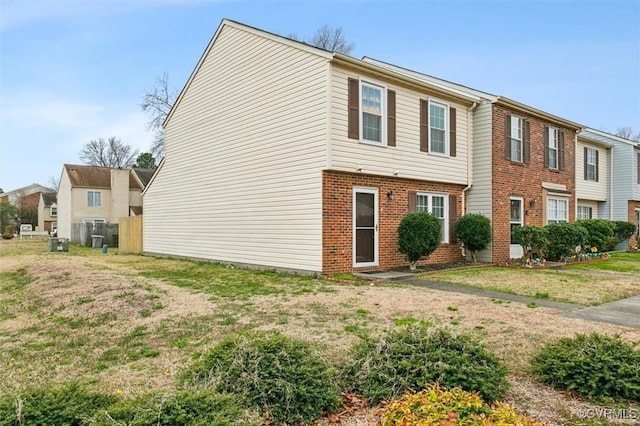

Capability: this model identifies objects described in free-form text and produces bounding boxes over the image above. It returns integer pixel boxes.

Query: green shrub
[576,219,616,251]
[511,225,549,261]
[380,384,544,425]
[545,222,588,261]
[90,390,261,426]
[397,212,441,269]
[454,214,492,263]
[530,333,640,401]
[179,332,339,425]
[0,381,116,426]
[339,325,509,404]
[613,221,638,250]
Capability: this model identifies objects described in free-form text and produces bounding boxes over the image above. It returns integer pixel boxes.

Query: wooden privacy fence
[119,215,143,254]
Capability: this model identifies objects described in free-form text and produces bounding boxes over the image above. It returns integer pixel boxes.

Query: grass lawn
[420,252,640,306]
[1,240,639,425]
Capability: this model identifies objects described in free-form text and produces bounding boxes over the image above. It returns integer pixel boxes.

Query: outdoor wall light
[529,199,537,208]
[387,190,394,200]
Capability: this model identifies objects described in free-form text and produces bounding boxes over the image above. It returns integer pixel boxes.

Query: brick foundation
[322,170,465,273]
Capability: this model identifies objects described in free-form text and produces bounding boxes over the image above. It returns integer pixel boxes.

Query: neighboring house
[578,128,640,235]
[364,57,582,263]
[0,183,54,230]
[57,164,144,239]
[143,19,486,273]
[131,169,155,216]
[575,131,612,220]
[37,192,58,233]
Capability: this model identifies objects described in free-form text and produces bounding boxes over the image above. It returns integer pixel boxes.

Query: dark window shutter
[595,150,599,182]
[387,90,396,147]
[504,114,512,159]
[408,191,417,212]
[449,107,456,157]
[348,78,359,139]
[448,194,458,243]
[559,131,565,170]
[523,120,530,163]
[420,100,428,152]
[584,147,588,180]
[544,126,550,168]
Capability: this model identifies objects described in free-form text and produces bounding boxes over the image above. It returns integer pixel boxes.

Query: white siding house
[575,133,611,219]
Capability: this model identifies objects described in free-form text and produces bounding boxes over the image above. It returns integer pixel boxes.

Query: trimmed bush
[545,222,588,261]
[511,225,549,261]
[179,332,339,425]
[90,390,261,426]
[339,325,509,404]
[380,384,543,425]
[576,219,616,251]
[455,214,492,263]
[0,381,116,426]
[530,333,640,401]
[397,212,441,269]
[613,221,638,250]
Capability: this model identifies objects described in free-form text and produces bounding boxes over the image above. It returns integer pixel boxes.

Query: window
[360,81,385,144]
[547,198,568,224]
[585,148,597,181]
[87,191,101,207]
[429,102,447,154]
[510,197,523,243]
[577,205,593,220]
[416,193,447,242]
[50,207,57,216]
[548,127,558,169]
[510,116,522,162]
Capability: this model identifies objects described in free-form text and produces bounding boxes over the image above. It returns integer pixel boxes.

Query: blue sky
[1,0,639,192]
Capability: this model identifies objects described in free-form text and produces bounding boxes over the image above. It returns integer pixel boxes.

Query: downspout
[610,145,614,220]
[460,102,478,257]
[574,130,580,221]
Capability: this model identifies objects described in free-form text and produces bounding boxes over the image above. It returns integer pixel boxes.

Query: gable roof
[63,164,140,189]
[132,169,155,188]
[580,128,640,147]
[42,192,57,205]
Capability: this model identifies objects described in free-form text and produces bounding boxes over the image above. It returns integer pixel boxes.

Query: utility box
[48,238,69,252]
[91,235,103,248]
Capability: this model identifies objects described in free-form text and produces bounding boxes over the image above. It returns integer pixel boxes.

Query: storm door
[353,188,378,267]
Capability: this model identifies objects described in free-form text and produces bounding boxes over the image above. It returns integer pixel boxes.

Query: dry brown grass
[1,240,639,425]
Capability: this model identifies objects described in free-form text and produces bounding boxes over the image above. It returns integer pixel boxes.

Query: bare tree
[616,127,640,142]
[47,176,59,192]
[141,72,178,159]
[309,24,354,54]
[79,137,138,168]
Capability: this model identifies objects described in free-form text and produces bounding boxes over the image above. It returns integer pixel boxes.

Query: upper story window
[51,206,57,216]
[544,126,565,170]
[547,198,568,224]
[585,148,598,181]
[416,193,447,243]
[429,102,447,154]
[504,115,529,163]
[87,191,102,208]
[347,78,395,147]
[548,127,558,169]
[510,197,523,243]
[420,99,456,157]
[577,205,593,219]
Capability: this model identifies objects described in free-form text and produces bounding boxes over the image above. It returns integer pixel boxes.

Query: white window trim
[510,196,524,244]
[428,99,449,157]
[359,79,387,147]
[50,207,57,216]
[547,196,568,224]
[416,192,448,243]
[548,127,559,170]
[87,190,102,208]
[577,205,593,220]
[353,187,379,268]
[510,116,523,163]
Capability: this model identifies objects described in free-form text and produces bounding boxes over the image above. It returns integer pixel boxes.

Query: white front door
[353,188,378,267]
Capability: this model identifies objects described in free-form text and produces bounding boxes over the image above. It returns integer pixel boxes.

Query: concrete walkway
[361,273,640,329]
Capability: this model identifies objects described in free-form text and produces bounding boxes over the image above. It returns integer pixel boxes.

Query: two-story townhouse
[575,132,612,220]
[57,164,144,239]
[578,128,640,238]
[37,192,58,234]
[0,183,54,231]
[143,19,482,273]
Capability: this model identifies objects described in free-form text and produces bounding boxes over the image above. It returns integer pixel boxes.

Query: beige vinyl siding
[72,188,111,223]
[329,66,469,184]
[576,141,608,201]
[143,25,328,272]
[466,102,493,262]
[57,170,72,239]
